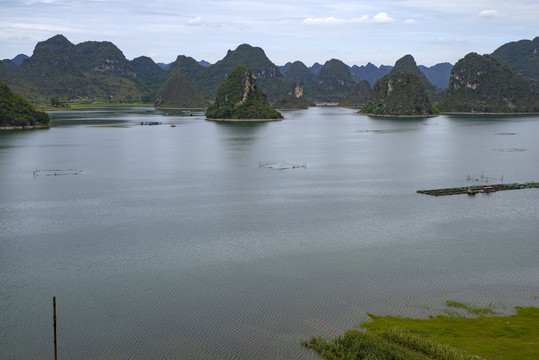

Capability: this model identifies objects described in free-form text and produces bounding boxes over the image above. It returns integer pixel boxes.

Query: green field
[303,303,539,360]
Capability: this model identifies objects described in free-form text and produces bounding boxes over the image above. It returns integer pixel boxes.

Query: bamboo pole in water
[53,296,57,360]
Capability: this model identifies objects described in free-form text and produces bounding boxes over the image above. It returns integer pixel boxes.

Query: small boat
[467,188,480,195]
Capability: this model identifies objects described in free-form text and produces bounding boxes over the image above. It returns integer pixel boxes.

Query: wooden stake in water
[53,296,57,360]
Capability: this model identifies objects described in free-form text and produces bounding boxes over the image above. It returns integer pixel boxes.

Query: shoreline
[205,117,283,122]
[359,112,439,118]
[440,111,539,115]
[0,124,50,130]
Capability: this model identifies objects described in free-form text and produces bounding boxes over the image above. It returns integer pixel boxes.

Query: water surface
[1,107,538,359]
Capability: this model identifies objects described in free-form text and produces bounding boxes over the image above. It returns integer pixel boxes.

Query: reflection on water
[1,107,538,359]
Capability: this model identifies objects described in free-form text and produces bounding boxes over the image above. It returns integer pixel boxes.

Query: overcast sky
[1,0,537,67]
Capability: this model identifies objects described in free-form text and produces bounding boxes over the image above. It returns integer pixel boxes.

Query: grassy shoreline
[303,303,539,360]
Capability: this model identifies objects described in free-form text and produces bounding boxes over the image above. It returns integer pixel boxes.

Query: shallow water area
[1,107,538,359]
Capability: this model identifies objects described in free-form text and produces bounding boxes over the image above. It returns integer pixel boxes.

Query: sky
[1,0,538,67]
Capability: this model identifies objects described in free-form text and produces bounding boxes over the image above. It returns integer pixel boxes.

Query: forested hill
[205,65,282,120]
[439,53,539,113]
[0,81,50,128]
[491,37,538,79]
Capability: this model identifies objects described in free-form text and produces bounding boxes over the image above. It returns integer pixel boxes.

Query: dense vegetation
[491,37,539,79]
[205,65,282,120]
[0,35,144,103]
[170,44,287,102]
[1,35,535,113]
[154,70,208,108]
[390,54,445,101]
[131,56,170,102]
[282,61,316,84]
[303,305,539,360]
[361,71,438,116]
[272,79,315,109]
[305,59,356,102]
[339,80,372,107]
[0,81,50,127]
[439,53,539,113]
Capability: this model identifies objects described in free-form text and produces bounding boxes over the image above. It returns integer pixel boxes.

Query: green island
[303,303,539,360]
[0,80,50,129]
[205,65,283,121]
[360,55,439,116]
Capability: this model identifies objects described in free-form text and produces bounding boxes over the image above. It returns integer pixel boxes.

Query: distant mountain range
[0,34,451,105]
[0,34,537,114]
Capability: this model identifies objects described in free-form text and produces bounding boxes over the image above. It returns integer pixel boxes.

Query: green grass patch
[303,306,539,360]
[444,300,499,315]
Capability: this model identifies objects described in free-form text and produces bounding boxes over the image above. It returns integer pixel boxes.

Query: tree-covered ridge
[439,52,539,113]
[306,58,356,102]
[491,37,539,79]
[130,56,170,102]
[206,65,282,120]
[389,54,446,102]
[283,61,315,84]
[391,55,435,90]
[349,63,392,87]
[339,80,372,107]
[0,81,50,127]
[0,34,169,103]
[361,71,437,116]
[272,79,314,109]
[154,70,208,108]
[171,44,287,102]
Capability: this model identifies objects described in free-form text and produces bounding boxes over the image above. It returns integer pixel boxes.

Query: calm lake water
[1,107,538,359]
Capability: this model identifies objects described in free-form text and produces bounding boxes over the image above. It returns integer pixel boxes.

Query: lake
[1,107,538,359]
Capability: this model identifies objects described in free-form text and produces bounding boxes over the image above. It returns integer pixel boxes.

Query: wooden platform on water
[417,182,539,196]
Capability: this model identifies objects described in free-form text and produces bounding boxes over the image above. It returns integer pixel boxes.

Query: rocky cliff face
[206,65,282,120]
[361,71,437,116]
[271,79,313,110]
[439,53,539,113]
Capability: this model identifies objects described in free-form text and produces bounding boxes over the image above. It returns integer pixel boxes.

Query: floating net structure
[466,173,504,183]
[34,169,83,176]
[258,160,307,170]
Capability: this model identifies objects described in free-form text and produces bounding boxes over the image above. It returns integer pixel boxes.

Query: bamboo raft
[417,182,539,196]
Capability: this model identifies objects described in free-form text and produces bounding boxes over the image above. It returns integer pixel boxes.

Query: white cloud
[404,19,416,25]
[187,16,203,25]
[373,12,395,24]
[351,15,370,24]
[478,9,500,18]
[350,13,395,25]
[302,17,347,25]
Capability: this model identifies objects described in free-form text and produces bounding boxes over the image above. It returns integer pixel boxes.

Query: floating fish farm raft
[417,182,539,196]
